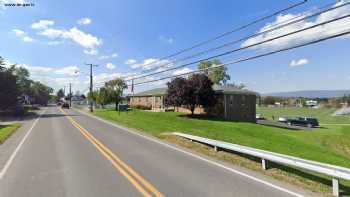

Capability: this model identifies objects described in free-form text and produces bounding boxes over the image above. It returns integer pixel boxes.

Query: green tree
[56,89,65,101]
[0,64,18,110]
[30,82,53,105]
[96,87,110,108]
[9,65,32,96]
[87,90,98,103]
[105,78,127,110]
[166,74,216,116]
[198,59,230,85]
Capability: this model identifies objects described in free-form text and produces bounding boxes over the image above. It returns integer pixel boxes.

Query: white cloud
[47,41,62,45]
[38,27,102,54]
[159,35,174,44]
[92,72,122,84]
[77,17,92,25]
[83,48,98,55]
[125,59,137,65]
[241,0,350,50]
[31,20,54,29]
[54,66,79,76]
[99,53,118,60]
[172,68,193,76]
[17,64,53,73]
[31,75,81,92]
[12,29,34,42]
[130,58,172,70]
[106,62,116,70]
[13,29,25,36]
[290,58,309,67]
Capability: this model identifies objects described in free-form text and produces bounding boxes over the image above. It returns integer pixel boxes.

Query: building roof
[132,85,258,97]
[212,85,258,96]
[133,87,168,97]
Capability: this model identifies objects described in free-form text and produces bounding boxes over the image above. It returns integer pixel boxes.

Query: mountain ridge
[263,90,350,98]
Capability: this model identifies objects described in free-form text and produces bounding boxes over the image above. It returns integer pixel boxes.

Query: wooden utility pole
[85,63,98,112]
[69,83,72,107]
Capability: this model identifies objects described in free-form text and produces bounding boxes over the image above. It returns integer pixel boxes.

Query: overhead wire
[125,0,308,73]
[131,27,350,86]
[129,1,338,77]
[125,2,350,82]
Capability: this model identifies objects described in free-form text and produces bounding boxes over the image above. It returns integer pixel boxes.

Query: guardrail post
[262,159,267,170]
[214,146,218,152]
[332,178,339,197]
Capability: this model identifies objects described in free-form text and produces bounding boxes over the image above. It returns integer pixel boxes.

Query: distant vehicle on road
[256,114,265,120]
[61,103,69,109]
[286,117,319,128]
[278,117,288,123]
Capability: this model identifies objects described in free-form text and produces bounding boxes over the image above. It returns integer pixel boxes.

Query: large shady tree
[166,74,216,116]
[198,59,230,85]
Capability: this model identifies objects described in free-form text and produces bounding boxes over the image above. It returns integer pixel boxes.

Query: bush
[133,105,152,110]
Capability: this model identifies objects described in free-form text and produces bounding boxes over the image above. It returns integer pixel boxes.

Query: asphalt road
[0,106,317,197]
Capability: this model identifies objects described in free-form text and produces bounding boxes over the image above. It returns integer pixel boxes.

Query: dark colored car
[61,103,70,109]
[287,117,319,128]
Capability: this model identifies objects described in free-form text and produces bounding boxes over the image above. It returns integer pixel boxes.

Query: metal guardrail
[172,132,350,196]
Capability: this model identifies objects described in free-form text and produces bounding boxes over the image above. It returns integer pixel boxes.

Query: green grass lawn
[0,123,20,144]
[94,109,350,168]
[257,107,350,124]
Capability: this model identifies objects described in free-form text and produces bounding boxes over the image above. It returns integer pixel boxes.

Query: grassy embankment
[0,123,21,144]
[94,109,350,168]
[93,108,350,195]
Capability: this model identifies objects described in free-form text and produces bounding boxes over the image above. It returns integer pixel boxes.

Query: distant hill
[263,90,350,98]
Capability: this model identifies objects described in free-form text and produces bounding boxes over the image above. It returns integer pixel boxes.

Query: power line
[93,1,314,87]
[131,28,350,86]
[131,1,339,77]
[126,0,308,70]
[126,6,350,82]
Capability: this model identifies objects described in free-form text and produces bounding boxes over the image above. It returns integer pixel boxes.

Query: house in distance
[129,85,258,122]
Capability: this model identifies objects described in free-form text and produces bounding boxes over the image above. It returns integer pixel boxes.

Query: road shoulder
[0,109,43,173]
[72,107,322,197]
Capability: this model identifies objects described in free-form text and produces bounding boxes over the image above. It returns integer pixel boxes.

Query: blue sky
[0,0,349,94]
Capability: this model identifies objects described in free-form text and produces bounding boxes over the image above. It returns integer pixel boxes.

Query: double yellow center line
[60,108,165,197]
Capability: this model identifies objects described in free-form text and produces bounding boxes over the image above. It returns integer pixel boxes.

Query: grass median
[92,108,350,195]
[93,109,350,168]
[0,123,21,144]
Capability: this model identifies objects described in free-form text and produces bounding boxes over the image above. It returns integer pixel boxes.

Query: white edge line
[73,108,305,197]
[0,109,45,179]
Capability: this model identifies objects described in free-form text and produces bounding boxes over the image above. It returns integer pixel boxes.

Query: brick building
[129,85,257,122]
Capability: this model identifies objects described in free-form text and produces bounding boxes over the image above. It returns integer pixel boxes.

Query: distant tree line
[259,95,350,108]
[0,56,53,113]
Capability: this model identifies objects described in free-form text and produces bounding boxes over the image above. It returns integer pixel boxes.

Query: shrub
[133,105,152,110]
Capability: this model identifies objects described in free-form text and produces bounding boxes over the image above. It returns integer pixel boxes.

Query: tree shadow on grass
[177,114,235,123]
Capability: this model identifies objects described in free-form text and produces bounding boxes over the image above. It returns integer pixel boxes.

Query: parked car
[61,103,69,109]
[256,114,265,120]
[278,117,288,123]
[286,117,319,128]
